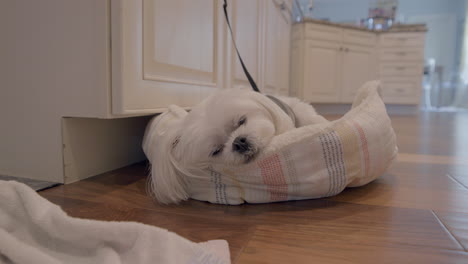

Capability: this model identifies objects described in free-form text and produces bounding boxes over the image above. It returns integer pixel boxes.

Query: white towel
[0,180,230,264]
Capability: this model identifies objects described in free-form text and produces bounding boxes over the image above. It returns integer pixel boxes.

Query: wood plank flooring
[40,112,468,263]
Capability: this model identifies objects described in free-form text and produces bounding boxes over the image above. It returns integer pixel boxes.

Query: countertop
[299,18,427,33]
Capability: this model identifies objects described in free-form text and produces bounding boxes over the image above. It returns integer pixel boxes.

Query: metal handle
[395,88,405,93]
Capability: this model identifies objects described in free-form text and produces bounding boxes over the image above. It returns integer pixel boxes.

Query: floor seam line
[446,173,468,190]
[431,210,467,252]
[233,225,258,263]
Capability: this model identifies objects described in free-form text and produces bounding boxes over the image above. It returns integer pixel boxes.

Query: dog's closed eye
[210,145,224,157]
[238,116,247,127]
[172,136,181,149]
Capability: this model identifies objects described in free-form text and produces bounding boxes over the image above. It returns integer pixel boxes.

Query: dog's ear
[142,105,188,160]
[143,105,189,204]
[251,93,295,134]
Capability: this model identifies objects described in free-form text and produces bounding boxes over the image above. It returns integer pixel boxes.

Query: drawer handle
[396,52,406,56]
[395,88,405,93]
[397,38,407,41]
[395,66,405,70]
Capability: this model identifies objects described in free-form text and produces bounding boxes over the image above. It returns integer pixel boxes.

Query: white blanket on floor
[0,180,230,264]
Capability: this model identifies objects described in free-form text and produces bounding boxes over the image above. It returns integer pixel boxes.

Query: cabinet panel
[143,0,215,84]
[230,0,261,89]
[343,29,376,47]
[380,48,424,62]
[277,1,291,94]
[226,0,290,96]
[380,33,425,47]
[263,0,291,95]
[112,0,222,115]
[263,0,280,94]
[303,41,341,102]
[305,23,342,42]
[380,63,422,77]
[291,24,303,40]
[341,46,375,102]
[290,42,302,98]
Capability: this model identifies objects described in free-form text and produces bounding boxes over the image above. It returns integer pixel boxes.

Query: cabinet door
[303,40,341,103]
[262,0,291,96]
[227,0,261,90]
[340,45,376,103]
[111,0,223,115]
[277,1,292,96]
[289,41,302,98]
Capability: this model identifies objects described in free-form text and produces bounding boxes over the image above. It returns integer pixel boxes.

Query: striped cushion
[189,81,398,204]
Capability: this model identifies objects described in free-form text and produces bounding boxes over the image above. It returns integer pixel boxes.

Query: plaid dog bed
[187,81,398,204]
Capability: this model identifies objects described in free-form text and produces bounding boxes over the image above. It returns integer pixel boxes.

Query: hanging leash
[223,0,260,93]
[222,0,298,127]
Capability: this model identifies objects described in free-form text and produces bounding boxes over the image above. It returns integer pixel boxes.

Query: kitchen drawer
[305,23,342,42]
[380,63,422,76]
[382,81,422,98]
[380,33,425,47]
[343,29,376,47]
[380,48,424,62]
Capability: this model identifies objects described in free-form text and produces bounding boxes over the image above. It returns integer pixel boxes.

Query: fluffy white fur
[143,89,328,204]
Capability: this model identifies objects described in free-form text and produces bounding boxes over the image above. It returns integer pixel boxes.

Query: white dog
[143,89,328,204]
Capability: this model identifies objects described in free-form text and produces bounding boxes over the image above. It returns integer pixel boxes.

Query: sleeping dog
[143,89,328,204]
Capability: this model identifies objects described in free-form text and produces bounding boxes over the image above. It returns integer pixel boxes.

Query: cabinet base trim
[313,103,419,116]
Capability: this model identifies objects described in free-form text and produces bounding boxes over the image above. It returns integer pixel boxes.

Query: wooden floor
[40,111,468,263]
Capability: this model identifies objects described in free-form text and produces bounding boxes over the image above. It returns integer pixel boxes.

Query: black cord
[223,0,260,93]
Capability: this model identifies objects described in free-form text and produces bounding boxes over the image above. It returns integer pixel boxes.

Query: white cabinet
[378,32,425,104]
[302,40,341,102]
[113,0,291,115]
[112,0,223,115]
[227,0,262,90]
[291,23,377,103]
[276,2,292,96]
[262,0,292,96]
[291,21,425,105]
[226,0,291,96]
[341,45,376,102]
[1,0,292,183]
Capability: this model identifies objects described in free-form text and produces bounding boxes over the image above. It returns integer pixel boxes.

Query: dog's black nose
[232,136,250,153]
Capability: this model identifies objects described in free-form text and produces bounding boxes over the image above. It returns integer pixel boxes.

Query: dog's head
[143,89,294,204]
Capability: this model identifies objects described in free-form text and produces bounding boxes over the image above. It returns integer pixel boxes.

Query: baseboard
[385,104,420,115]
[313,103,419,116]
[61,115,154,184]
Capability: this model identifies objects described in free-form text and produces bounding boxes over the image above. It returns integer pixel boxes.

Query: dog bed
[144,81,398,205]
